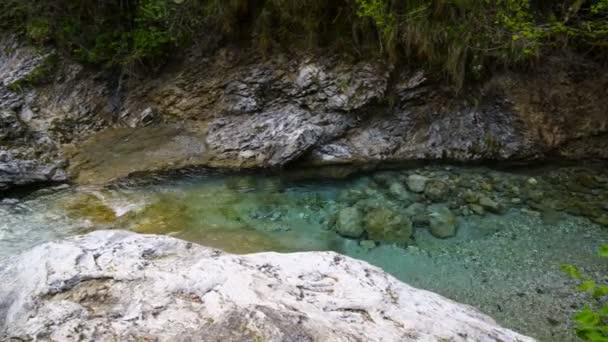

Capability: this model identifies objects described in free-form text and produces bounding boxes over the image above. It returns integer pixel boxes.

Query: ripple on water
[1,164,608,341]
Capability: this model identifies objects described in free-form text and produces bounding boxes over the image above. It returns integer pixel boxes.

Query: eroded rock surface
[1,32,607,189]
[0,230,533,341]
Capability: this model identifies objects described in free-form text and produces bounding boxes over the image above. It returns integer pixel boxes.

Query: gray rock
[359,239,377,250]
[2,31,608,191]
[429,206,458,238]
[388,181,414,203]
[407,175,429,193]
[0,230,533,341]
[404,202,428,225]
[364,207,413,243]
[335,206,364,238]
[469,204,485,216]
[479,196,504,214]
[424,180,449,202]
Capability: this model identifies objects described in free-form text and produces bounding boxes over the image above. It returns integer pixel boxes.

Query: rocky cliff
[0,230,534,341]
[1,34,607,190]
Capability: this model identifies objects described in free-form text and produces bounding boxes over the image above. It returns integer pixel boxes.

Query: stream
[1,164,608,341]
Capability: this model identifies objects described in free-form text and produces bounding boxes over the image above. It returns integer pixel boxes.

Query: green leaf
[575,307,601,326]
[593,285,608,299]
[599,245,608,258]
[579,280,597,292]
[561,264,582,279]
[599,304,608,317]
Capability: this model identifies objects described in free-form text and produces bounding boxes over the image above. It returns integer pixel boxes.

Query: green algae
[61,193,118,224]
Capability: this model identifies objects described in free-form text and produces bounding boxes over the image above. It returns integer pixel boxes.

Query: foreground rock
[0,230,533,341]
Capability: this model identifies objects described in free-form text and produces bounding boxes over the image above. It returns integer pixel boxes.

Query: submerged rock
[479,196,504,214]
[0,230,534,341]
[407,174,429,193]
[364,207,413,243]
[424,180,450,202]
[429,206,458,238]
[335,206,364,238]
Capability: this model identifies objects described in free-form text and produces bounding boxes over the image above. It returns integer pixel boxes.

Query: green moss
[62,194,118,224]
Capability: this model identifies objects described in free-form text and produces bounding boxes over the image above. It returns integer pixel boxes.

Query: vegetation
[562,245,608,341]
[1,0,606,84]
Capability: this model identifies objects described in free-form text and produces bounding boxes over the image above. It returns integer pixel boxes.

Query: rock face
[0,34,109,190]
[0,230,533,341]
[1,31,607,190]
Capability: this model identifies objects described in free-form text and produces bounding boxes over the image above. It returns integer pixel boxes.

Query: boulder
[429,206,458,238]
[479,196,504,214]
[407,174,429,193]
[364,207,413,243]
[424,180,449,202]
[388,180,415,203]
[404,202,428,225]
[0,230,534,341]
[335,206,365,238]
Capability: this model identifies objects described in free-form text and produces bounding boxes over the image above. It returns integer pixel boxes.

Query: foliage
[561,245,608,341]
[0,0,606,84]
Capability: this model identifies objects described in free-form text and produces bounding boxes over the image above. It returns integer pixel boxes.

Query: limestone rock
[429,206,458,238]
[479,196,504,214]
[407,174,429,193]
[0,230,534,341]
[335,206,364,238]
[404,202,428,225]
[364,207,413,243]
[424,180,449,202]
[388,180,414,203]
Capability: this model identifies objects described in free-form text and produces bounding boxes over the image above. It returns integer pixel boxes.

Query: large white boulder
[0,230,533,341]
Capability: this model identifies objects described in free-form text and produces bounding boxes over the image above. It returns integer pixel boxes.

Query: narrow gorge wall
[1,34,607,190]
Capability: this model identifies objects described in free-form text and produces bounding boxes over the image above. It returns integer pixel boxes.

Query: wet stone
[424,180,449,202]
[429,206,458,239]
[335,207,364,238]
[407,175,429,193]
[364,207,413,243]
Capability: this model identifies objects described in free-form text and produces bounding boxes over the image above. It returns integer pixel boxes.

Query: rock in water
[0,230,533,341]
[364,207,413,243]
[424,180,449,202]
[479,196,504,214]
[335,206,365,238]
[429,206,458,238]
[407,174,429,193]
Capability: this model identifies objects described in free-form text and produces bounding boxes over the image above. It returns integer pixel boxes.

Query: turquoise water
[1,165,608,341]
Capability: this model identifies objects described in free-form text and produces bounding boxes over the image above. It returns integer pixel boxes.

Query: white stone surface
[0,230,534,341]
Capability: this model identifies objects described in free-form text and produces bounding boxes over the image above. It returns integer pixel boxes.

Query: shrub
[0,0,606,85]
[561,245,608,341]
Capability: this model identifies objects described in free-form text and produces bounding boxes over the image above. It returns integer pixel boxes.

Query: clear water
[1,165,608,341]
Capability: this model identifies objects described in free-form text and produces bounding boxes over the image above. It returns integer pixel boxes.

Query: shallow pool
[2,164,608,341]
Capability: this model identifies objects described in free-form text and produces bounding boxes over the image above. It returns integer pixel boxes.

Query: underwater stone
[424,180,449,202]
[479,196,503,214]
[593,215,608,226]
[404,202,428,225]
[360,240,377,250]
[388,181,414,203]
[225,175,257,190]
[364,207,413,243]
[406,174,429,193]
[335,206,365,238]
[469,204,485,216]
[429,206,458,238]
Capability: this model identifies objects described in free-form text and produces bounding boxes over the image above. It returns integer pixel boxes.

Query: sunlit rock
[0,230,534,341]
